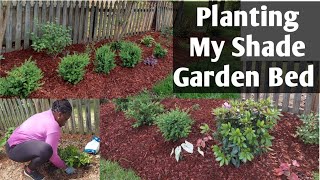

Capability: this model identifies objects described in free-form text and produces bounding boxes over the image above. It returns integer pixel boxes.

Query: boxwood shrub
[0,58,43,98]
[58,53,90,84]
[95,45,116,74]
[156,108,194,141]
[120,42,142,68]
[212,99,281,167]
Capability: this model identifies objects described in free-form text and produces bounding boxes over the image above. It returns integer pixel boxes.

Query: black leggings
[6,140,53,170]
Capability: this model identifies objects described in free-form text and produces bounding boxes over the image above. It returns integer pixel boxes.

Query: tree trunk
[174,1,184,27]
[0,1,11,54]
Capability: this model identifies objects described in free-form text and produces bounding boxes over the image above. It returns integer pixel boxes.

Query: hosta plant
[31,22,72,56]
[296,113,319,144]
[124,92,164,128]
[212,99,281,167]
[140,35,155,47]
[0,58,43,98]
[58,145,91,168]
[156,108,194,141]
[0,127,15,147]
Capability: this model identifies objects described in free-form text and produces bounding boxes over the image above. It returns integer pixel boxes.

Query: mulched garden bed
[0,133,99,180]
[100,98,319,180]
[0,31,172,99]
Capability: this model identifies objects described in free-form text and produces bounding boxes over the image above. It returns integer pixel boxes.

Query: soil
[0,31,173,99]
[0,134,99,180]
[100,98,319,180]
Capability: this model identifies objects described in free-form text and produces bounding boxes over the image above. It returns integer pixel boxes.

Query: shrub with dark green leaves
[58,53,89,84]
[0,127,15,147]
[31,22,72,56]
[124,92,164,128]
[296,113,319,144]
[110,41,124,51]
[58,145,91,168]
[0,58,43,98]
[212,99,281,167]
[156,108,194,141]
[140,35,155,47]
[95,45,116,74]
[153,43,168,58]
[120,42,142,68]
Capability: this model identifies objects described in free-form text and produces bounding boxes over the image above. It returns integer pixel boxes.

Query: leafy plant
[124,92,164,128]
[0,58,43,98]
[0,55,5,60]
[120,42,142,68]
[153,43,168,58]
[58,53,90,84]
[156,108,194,141]
[200,123,210,134]
[143,56,158,67]
[95,45,116,74]
[110,41,124,51]
[140,35,155,47]
[296,113,319,144]
[160,27,173,38]
[212,98,281,167]
[170,140,193,162]
[58,145,91,168]
[31,22,72,56]
[273,160,300,180]
[0,127,15,147]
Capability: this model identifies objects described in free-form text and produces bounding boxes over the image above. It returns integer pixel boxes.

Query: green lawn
[100,159,140,180]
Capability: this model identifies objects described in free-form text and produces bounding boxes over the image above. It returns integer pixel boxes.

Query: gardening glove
[65,167,76,175]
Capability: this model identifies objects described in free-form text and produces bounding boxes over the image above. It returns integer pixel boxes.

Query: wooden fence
[0,99,100,135]
[241,61,319,115]
[0,0,173,53]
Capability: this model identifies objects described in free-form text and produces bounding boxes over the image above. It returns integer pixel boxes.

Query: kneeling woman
[6,99,76,180]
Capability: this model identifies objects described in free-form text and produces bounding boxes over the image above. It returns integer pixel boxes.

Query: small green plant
[31,22,72,56]
[0,127,15,147]
[113,98,129,112]
[58,53,89,84]
[95,45,116,74]
[140,35,155,47]
[200,123,210,134]
[124,92,164,128]
[296,113,319,144]
[160,27,173,38]
[120,42,142,68]
[58,145,91,168]
[0,58,43,98]
[0,55,5,60]
[314,171,319,180]
[212,99,281,167]
[110,41,124,51]
[153,43,168,58]
[156,108,194,141]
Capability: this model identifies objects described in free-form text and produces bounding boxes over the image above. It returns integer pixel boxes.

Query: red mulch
[100,98,319,180]
[0,31,173,98]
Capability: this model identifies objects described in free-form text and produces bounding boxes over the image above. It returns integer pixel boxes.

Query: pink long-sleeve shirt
[8,110,67,169]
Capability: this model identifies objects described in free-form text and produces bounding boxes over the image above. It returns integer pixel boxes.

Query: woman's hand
[65,166,76,175]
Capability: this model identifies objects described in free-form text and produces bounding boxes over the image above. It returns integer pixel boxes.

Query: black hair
[52,99,72,114]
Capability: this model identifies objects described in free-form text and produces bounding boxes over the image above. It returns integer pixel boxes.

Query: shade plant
[119,42,142,68]
[58,145,91,168]
[296,113,319,144]
[153,43,167,58]
[0,127,15,147]
[212,99,281,167]
[95,45,116,74]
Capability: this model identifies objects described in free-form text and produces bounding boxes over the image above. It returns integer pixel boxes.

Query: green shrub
[110,41,124,51]
[153,43,168,58]
[296,113,319,144]
[113,98,129,112]
[0,58,43,98]
[156,108,194,141]
[58,53,89,84]
[95,45,116,74]
[160,27,173,38]
[58,145,91,168]
[120,42,142,68]
[140,35,155,47]
[124,92,164,128]
[212,99,281,167]
[0,127,15,147]
[31,22,72,56]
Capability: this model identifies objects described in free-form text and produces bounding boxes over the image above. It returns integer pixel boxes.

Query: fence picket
[24,1,31,49]
[78,1,85,43]
[56,1,61,24]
